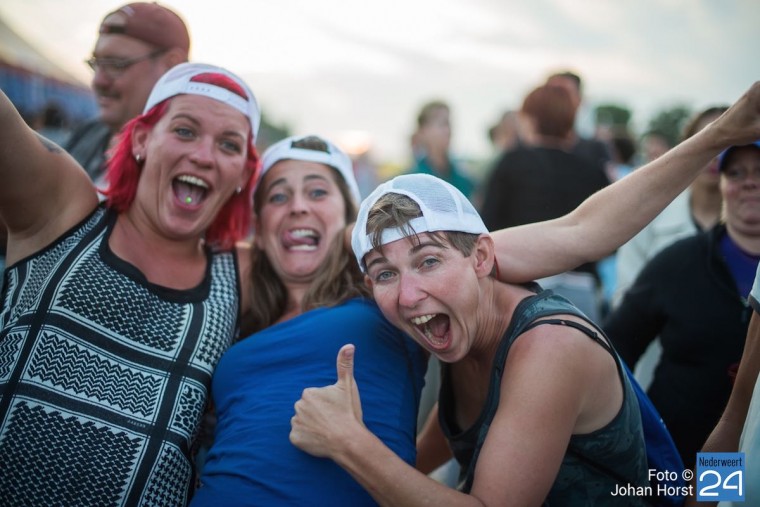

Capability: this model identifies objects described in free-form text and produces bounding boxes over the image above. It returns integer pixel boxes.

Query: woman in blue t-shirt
[190,135,428,506]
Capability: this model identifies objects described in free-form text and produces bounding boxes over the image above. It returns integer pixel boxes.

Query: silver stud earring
[235,186,242,195]
[134,153,142,163]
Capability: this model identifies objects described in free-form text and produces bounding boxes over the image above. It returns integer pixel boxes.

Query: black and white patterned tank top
[0,205,239,507]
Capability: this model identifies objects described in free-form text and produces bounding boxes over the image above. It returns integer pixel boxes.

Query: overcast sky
[1,0,758,165]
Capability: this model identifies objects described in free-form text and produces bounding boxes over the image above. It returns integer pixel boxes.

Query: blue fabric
[620,360,686,507]
[191,298,427,507]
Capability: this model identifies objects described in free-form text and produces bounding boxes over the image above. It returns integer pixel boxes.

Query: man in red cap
[64,2,190,187]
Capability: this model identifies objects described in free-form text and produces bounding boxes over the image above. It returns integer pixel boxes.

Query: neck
[276,283,309,325]
[426,150,449,173]
[111,212,206,289]
[468,278,525,366]
[726,224,760,256]
[534,134,574,150]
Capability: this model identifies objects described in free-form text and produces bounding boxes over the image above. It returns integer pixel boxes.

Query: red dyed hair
[104,73,260,250]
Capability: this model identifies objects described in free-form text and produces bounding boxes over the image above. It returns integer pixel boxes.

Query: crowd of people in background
[2,2,760,506]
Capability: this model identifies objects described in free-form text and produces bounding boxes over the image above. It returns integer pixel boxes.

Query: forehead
[263,160,339,187]
[93,32,153,56]
[365,232,444,260]
[164,95,249,133]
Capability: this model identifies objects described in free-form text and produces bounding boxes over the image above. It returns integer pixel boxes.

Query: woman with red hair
[0,62,260,506]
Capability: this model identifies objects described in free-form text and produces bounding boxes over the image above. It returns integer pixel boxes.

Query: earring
[235,186,242,195]
[134,153,143,164]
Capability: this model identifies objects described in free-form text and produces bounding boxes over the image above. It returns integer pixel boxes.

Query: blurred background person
[604,140,760,470]
[615,107,728,305]
[546,69,612,170]
[639,129,672,166]
[487,109,525,154]
[606,129,637,182]
[64,2,190,188]
[612,107,727,389]
[596,128,638,314]
[480,83,611,320]
[406,100,475,201]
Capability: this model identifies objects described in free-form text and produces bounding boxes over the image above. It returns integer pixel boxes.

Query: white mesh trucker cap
[352,173,488,271]
[260,135,362,205]
[143,62,261,138]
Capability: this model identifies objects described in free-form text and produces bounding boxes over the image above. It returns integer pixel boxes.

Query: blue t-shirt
[191,298,427,506]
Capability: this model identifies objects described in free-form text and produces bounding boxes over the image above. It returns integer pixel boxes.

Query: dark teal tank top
[439,288,649,506]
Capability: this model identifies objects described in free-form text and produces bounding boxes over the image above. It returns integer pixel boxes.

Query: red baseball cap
[99,2,190,54]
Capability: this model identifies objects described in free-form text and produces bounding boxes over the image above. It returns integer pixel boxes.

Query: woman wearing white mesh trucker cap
[190,134,428,506]
[289,83,760,507]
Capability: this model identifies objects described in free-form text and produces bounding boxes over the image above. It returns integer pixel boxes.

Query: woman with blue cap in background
[605,140,760,471]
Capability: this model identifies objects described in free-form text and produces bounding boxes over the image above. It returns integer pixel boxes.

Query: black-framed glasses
[85,49,166,78]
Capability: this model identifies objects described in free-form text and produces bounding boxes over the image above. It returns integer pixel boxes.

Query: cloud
[1,0,757,164]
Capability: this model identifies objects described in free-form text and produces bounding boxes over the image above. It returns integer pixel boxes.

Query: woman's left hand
[290,344,365,458]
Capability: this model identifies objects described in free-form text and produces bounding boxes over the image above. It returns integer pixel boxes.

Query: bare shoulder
[505,315,612,386]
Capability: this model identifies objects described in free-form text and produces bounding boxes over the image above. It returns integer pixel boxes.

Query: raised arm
[0,90,98,265]
[492,81,760,283]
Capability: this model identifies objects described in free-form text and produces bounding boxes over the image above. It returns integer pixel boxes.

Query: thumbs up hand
[290,344,365,458]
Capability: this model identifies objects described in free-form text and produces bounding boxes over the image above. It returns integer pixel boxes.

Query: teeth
[291,229,318,238]
[290,244,317,251]
[411,314,435,325]
[176,175,209,189]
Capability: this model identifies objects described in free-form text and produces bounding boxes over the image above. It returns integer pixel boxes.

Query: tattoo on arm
[35,132,63,154]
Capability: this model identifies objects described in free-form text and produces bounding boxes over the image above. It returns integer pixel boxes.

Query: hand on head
[290,344,364,458]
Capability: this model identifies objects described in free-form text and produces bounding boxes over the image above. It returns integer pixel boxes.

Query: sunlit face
[255,161,348,285]
[91,34,173,130]
[364,233,485,363]
[131,94,251,241]
[720,146,760,233]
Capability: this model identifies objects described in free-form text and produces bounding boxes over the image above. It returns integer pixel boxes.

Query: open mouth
[411,313,450,348]
[282,228,321,251]
[173,175,209,207]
